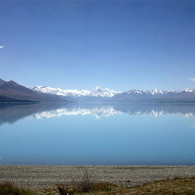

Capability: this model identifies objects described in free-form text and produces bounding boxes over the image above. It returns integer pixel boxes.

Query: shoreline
[1,165,195,190]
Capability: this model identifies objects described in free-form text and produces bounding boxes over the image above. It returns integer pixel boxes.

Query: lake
[0,103,195,165]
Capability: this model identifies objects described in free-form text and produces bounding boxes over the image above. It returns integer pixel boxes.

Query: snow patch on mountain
[145,89,165,95]
[29,85,195,100]
[127,89,144,94]
[125,89,166,95]
[180,88,195,93]
[29,86,91,97]
[29,86,121,98]
[89,86,121,97]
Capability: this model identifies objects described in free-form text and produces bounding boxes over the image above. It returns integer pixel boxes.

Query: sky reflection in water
[0,103,195,165]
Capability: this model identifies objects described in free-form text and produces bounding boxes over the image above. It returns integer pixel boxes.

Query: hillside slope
[0,79,68,103]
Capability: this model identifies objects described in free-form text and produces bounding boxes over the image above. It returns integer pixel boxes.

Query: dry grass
[30,177,195,195]
[56,182,117,195]
[2,177,195,195]
[0,182,35,195]
[93,177,195,195]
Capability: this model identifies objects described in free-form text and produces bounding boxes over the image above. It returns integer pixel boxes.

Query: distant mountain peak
[27,84,195,103]
[93,86,102,90]
[90,86,120,97]
[181,88,194,93]
[29,85,121,98]
[7,80,20,86]
[145,88,165,95]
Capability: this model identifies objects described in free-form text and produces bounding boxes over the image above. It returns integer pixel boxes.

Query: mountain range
[30,85,195,103]
[29,85,121,102]
[1,78,195,103]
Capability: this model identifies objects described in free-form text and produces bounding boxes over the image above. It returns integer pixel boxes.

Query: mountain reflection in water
[1,102,195,165]
[1,102,195,125]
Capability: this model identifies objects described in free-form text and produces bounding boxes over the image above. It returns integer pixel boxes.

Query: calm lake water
[0,103,195,165]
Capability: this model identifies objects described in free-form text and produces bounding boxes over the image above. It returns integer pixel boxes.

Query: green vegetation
[0,182,35,195]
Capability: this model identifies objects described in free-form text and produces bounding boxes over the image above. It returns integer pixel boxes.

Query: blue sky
[0,0,195,91]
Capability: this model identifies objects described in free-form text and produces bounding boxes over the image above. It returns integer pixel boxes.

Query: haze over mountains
[1,79,195,103]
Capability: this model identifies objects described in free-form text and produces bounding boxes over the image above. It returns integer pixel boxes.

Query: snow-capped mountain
[29,86,121,98]
[2,78,195,103]
[28,84,195,103]
[89,86,121,97]
[178,88,195,93]
[29,86,91,97]
[145,89,166,95]
[110,87,195,103]
[125,89,166,95]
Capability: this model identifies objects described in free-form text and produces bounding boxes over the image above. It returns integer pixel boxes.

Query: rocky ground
[0,166,195,190]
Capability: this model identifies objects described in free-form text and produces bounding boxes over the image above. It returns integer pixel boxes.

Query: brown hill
[0,79,68,102]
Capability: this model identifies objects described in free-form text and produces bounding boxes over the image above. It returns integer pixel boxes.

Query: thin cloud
[0,45,4,49]
[189,78,195,82]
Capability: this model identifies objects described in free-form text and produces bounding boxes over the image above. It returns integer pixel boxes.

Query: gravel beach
[0,166,195,190]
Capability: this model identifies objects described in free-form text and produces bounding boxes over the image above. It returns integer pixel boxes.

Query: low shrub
[57,182,117,194]
[57,167,117,194]
[0,182,34,195]
[57,185,75,195]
